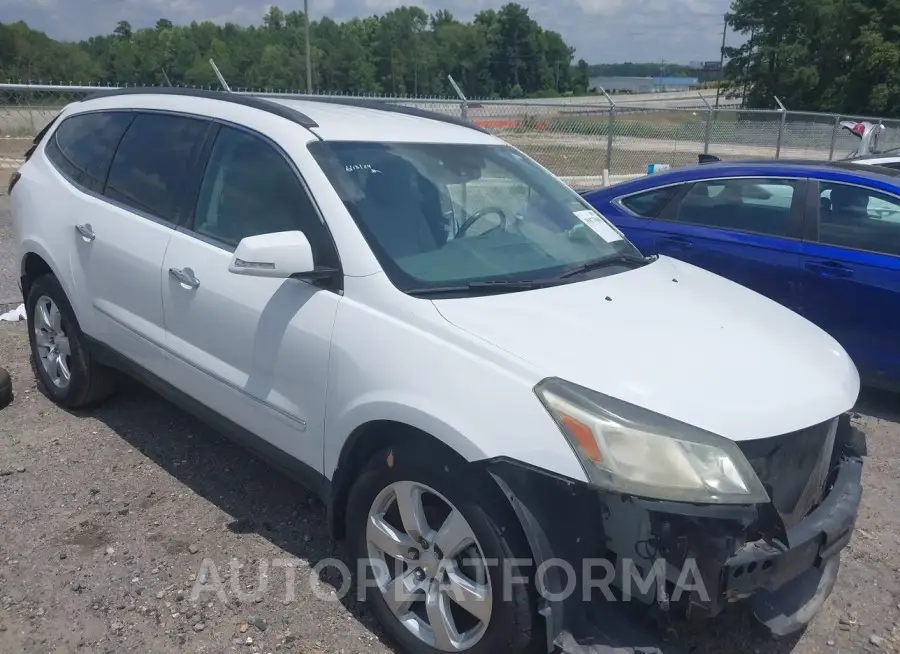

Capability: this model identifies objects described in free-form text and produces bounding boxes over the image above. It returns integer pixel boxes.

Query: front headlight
[535,378,769,504]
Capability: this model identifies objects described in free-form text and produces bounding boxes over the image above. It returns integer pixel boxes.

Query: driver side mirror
[228,231,315,278]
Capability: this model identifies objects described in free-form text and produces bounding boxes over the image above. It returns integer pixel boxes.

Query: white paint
[10,90,860,496]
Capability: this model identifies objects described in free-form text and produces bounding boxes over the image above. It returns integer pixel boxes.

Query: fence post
[208,58,231,93]
[599,87,616,174]
[774,95,787,159]
[828,114,840,161]
[447,75,468,122]
[698,91,713,154]
[27,87,36,135]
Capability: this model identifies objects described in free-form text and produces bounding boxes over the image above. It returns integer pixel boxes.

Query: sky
[0,0,738,64]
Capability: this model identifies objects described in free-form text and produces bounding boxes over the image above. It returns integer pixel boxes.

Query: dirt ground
[0,202,899,654]
[0,138,29,159]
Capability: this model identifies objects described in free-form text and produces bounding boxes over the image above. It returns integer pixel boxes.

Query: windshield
[308,141,645,294]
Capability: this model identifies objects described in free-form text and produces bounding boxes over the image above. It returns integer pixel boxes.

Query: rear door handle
[657,235,693,249]
[169,267,200,289]
[75,223,95,242]
[804,260,854,278]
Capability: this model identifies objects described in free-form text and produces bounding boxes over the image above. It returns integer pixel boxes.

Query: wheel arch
[327,419,482,541]
[20,244,70,304]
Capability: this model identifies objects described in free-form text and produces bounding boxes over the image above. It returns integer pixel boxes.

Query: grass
[520,143,706,177]
[505,114,706,140]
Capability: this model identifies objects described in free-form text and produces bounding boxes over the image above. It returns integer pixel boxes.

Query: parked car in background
[839,120,886,159]
[833,120,900,168]
[581,159,900,391]
[10,89,865,654]
[849,152,900,170]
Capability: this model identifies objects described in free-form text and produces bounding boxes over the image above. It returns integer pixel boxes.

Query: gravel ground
[0,195,23,308]
[0,201,899,654]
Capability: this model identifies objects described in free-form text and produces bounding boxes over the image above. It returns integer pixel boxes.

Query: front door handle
[75,223,95,242]
[804,260,854,278]
[169,267,200,289]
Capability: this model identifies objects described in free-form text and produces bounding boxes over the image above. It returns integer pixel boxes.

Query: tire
[25,274,117,408]
[346,444,539,654]
[0,366,12,409]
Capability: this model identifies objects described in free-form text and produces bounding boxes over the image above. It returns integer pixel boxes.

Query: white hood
[433,256,860,442]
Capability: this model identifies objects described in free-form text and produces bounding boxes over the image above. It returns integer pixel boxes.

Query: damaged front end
[483,413,866,654]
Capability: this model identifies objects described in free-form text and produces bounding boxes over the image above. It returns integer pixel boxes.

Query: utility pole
[714,14,728,108]
[304,0,312,93]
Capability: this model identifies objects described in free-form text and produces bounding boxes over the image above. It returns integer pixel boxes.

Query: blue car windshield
[308,141,643,292]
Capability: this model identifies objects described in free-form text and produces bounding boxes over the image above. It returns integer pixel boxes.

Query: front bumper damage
[482,413,866,654]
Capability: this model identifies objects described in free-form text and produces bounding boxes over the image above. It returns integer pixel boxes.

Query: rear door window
[675,178,800,237]
[104,112,210,225]
[44,111,135,193]
[818,182,900,256]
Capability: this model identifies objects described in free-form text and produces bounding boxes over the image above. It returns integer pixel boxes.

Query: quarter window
[193,126,335,265]
[818,182,900,256]
[104,112,209,224]
[618,186,678,217]
[676,178,799,237]
[44,111,134,193]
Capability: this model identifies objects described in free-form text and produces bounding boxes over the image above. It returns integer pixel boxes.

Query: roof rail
[81,86,320,129]
[81,87,490,135]
[296,96,489,134]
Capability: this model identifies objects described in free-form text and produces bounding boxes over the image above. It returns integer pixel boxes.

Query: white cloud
[571,0,625,16]
[0,0,734,63]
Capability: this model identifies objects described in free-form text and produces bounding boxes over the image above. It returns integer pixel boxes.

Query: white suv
[10,89,866,654]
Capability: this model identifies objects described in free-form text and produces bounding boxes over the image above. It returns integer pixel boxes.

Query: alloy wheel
[33,295,72,389]
[366,480,493,651]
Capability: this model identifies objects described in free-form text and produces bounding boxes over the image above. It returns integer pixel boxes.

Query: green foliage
[0,3,592,99]
[724,0,900,115]
[0,21,101,83]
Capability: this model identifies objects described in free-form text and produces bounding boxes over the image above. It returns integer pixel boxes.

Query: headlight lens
[535,377,769,504]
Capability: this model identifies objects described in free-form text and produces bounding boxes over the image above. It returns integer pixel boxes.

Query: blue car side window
[619,186,679,218]
[676,178,798,238]
[818,182,900,257]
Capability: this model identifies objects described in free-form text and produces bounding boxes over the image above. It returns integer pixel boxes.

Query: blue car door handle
[658,235,693,249]
[804,260,854,278]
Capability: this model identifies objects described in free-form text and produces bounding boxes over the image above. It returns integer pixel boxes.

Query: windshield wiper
[406,279,555,297]
[554,253,655,280]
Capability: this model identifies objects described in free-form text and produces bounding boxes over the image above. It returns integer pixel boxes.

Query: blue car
[581,159,900,391]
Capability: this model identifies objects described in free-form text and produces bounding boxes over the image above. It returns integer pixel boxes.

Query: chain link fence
[2,83,898,188]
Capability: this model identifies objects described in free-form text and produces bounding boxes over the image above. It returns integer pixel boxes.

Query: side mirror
[228,231,315,278]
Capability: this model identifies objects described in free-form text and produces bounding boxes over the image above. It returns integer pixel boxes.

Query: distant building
[654,77,700,91]
[588,76,700,95]
[687,61,724,84]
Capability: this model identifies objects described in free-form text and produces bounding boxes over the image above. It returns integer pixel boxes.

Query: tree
[574,59,590,94]
[724,0,900,115]
[0,4,593,99]
[113,20,133,39]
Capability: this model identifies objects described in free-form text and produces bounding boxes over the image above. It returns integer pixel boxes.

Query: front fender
[324,282,589,483]
[324,392,489,478]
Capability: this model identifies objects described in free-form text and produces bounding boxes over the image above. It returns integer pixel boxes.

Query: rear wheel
[346,444,538,654]
[26,274,117,408]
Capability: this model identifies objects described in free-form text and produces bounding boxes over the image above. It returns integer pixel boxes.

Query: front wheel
[346,445,538,654]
